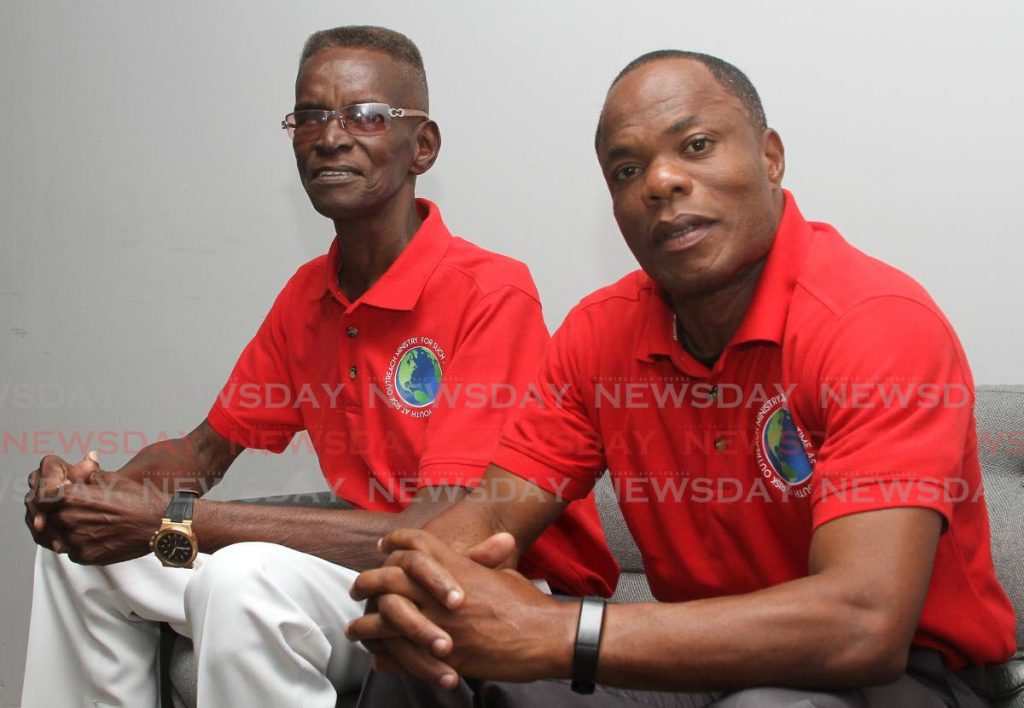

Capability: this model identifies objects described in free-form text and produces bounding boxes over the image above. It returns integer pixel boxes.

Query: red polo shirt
[494,191,1015,668]
[207,199,618,597]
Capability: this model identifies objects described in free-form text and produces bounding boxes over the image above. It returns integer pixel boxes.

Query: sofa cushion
[958,386,1024,706]
[594,473,655,603]
[974,386,1024,650]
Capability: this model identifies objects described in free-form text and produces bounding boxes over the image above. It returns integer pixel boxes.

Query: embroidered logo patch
[754,394,815,496]
[384,337,446,417]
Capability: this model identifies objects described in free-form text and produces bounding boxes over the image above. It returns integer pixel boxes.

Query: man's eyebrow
[293,102,329,111]
[666,115,700,136]
[604,144,635,163]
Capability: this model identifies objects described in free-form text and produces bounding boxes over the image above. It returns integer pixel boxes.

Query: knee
[34,545,92,590]
[31,547,66,595]
[34,546,59,577]
[184,542,276,618]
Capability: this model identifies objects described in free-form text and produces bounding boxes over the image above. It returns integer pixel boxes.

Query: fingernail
[33,514,44,531]
[376,538,383,553]
[87,450,99,463]
[431,638,448,655]
[440,672,458,689]
[446,589,463,607]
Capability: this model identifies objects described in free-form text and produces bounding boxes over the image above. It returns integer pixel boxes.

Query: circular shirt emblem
[761,407,814,485]
[395,346,442,408]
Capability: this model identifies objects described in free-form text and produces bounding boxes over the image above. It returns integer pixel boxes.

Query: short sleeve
[206,282,304,453]
[492,305,607,501]
[415,286,551,487]
[807,297,974,530]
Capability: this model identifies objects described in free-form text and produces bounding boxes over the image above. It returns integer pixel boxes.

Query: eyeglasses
[282,103,429,142]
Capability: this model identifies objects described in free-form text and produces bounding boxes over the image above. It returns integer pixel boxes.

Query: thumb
[466,532,518,570]
[69,450,101,483]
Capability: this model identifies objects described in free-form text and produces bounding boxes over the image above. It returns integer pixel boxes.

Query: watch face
[156,531,195,566]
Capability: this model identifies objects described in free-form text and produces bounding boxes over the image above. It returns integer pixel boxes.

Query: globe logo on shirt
[761,406,814,485]
[395,346,443,408]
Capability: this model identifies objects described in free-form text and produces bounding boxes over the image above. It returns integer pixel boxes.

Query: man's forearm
[423,465,570,561]
[423,488,510,556]
[546,507,939,692]
[115,420,241,492]
[194,490,467,571]
[591,574,904,692]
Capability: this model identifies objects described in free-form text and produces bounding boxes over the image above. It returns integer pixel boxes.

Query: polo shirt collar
[639,189,813,363]
[324,198,451,311]
[729,190,813,345]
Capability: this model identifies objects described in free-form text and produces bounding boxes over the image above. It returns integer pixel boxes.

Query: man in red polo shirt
[347,51,1015,706]
[21,26,616,708]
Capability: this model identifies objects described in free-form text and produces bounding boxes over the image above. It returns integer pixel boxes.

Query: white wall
[2,1,1021,703]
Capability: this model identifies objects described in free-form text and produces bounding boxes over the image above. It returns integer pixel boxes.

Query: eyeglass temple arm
[389,108,429,118]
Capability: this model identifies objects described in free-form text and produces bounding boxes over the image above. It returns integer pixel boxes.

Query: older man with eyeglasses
[21,25,617,708]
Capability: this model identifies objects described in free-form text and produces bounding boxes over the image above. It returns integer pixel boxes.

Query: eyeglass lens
[286,104,391,141]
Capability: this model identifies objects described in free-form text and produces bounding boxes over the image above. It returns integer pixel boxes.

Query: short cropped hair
[596,50,766,148]
[299,26,428,108]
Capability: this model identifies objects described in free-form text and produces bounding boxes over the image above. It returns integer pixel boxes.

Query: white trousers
[22,543,369,708]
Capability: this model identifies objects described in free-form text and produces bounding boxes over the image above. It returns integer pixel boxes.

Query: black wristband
[165,491,198,523]
[571,596,606,694]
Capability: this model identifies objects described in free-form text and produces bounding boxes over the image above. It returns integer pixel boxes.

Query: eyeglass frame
[281,103,430,141]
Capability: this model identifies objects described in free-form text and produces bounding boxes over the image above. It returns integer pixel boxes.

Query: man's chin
[309,196,379,224]
[646,266,730,301]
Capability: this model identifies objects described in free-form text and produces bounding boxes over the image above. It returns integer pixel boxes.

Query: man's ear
[409,120,441,176]
[761,128,785,187]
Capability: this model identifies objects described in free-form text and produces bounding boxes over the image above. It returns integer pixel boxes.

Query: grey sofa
[165,385,1024,707]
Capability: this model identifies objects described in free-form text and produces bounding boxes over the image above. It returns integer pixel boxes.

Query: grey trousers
[356,649,986,708]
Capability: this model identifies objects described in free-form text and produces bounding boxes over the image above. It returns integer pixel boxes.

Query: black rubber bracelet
[571,596,606,694]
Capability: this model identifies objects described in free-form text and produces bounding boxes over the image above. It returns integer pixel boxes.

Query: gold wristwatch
[150,491,199,568]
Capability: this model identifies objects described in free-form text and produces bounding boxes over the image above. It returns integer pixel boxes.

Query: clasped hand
[346,529,575,689]
[24,453,168,564]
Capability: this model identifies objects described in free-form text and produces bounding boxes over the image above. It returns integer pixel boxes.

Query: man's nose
[316,116,354,152]
[643,158,693,203]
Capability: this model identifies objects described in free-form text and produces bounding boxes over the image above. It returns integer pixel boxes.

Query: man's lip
[651,214,717,251]
[309,165,364,180]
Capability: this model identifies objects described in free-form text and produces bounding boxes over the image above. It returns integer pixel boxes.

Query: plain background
[2,1,1021,703]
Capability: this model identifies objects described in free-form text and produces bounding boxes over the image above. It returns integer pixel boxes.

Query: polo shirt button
[709,385,719,399]
[348,366,357,379]
[713,436,728,452]
[346,326,358,338]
